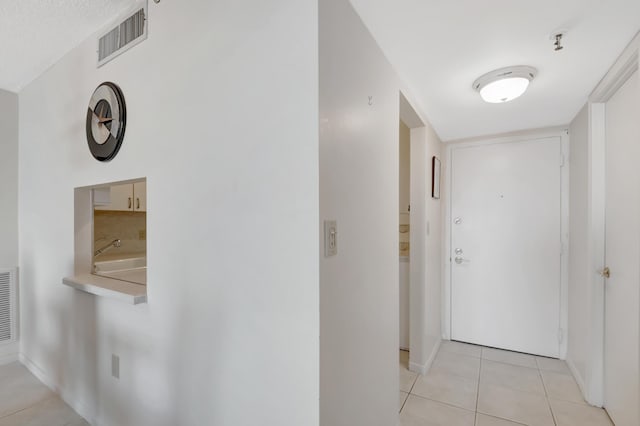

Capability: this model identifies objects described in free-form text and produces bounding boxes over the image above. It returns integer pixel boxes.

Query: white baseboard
[565,357,600,408]
[19,353,98,425]
[409,339,441,375]
[408,361,426,375]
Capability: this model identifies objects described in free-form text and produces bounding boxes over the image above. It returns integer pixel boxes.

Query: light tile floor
[399,341,614,426]
[0,362,88,426]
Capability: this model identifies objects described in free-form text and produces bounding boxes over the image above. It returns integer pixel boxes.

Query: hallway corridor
[399,341,613,426]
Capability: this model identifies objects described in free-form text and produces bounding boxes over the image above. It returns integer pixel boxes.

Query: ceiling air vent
[98,3,148,67]
[0,269,17,344]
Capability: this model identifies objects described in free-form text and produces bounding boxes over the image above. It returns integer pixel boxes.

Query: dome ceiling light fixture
[473,66,538,104]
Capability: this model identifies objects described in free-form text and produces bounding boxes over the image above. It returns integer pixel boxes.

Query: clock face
[86,82,127,162]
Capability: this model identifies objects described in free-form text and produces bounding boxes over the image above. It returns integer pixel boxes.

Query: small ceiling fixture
[549,30,568,52]
[473,66,537,103]
[553,33,564,51]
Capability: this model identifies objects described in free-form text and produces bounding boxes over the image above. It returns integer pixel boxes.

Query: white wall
[0,89,19,364]
[409,124,443,372]
[567,105,590,391]
[319,0,400,424]
[18,2,319,425]
[0,89,18,269]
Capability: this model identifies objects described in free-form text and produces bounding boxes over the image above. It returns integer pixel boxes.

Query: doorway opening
[398,94,422,413]
[398,92,446,411]
[399,119,411,353]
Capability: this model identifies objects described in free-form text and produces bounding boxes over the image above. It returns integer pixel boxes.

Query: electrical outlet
[324,220,338,257]
[138,229,146,240]
[111,354,120,379]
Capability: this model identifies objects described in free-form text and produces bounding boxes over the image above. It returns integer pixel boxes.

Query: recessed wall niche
[62,178,147,304]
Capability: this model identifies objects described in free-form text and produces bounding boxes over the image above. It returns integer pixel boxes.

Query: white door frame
[584,33,639,407]
[399,93,426,368]
[442,128,570,360]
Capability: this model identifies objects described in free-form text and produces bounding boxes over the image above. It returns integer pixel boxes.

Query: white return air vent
[97,2,148,67]
[0,269,17,345]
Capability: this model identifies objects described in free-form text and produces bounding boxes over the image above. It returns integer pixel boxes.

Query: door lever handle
[454,256,470,265]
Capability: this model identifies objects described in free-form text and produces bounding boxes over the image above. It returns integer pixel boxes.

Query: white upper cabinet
[95,181,146,212]
[133,181,146,212]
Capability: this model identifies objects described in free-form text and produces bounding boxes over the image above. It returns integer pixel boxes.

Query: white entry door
[603,70,639,426]
[451,138,562,357]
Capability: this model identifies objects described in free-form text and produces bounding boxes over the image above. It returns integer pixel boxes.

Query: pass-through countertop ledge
[63,274,147,305]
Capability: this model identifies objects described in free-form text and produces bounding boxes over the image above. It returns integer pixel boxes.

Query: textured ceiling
[0,0,132,92]
[350,0,640,141]
[1,0,639,140]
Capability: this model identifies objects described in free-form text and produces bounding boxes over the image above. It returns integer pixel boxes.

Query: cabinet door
[95,184,134,211]
[133,181,146,212]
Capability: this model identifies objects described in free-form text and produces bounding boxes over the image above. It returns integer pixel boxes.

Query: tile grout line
[478,346,545,426]
[440,345,611,426]
[400,350,419,413]
[478,412,529,426]
[399,390,409,413]
[480,358,560,398]
[472,347,532,426]
[406,345,480,416]
[408,369,419,394]
[399,350,409,413]
[0,395,58,420]
[485,414,529,426]
[479,346,557,425]
[537,359,559,426]
[408,392,477,414]
[474,350,483,426]
[482,351,539,370]
[420,345,597,426]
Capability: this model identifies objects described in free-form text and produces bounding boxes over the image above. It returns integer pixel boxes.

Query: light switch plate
[324,220,338,257]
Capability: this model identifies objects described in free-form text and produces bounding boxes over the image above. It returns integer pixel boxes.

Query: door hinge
[558,328,564,344]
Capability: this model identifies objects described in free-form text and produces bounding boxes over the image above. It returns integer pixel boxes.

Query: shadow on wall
[57,291,98,415]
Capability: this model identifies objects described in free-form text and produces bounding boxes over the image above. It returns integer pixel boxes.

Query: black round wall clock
[86,82,127,162]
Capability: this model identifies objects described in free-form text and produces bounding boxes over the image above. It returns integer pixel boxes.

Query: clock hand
[91,105,113,125]
[91,106,106,121]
